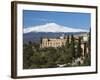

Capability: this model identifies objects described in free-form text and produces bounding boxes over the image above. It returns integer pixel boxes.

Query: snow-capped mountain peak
[24,23,88,34]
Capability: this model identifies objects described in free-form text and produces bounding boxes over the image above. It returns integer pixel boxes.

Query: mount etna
[23,23,88,43]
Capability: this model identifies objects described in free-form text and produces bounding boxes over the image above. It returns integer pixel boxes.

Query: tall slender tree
[65,35,70,48]
[70,35,75,59]
[88,28,91,54]
[84,43,87,57]
[76,37,82,58]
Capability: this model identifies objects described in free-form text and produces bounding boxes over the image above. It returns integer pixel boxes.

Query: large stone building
[40,38,67,48]
[40,34,67,48]
[40,33,89,56]
[40,33,88,48]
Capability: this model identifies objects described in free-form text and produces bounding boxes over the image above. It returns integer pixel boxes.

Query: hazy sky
[23,10,91,30]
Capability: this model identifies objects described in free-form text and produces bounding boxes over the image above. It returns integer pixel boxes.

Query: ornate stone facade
[40,33,89,57]
[40,38,67,48]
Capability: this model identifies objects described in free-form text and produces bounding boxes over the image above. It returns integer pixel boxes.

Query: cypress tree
[84,43,86,57]
[66,35,70,48]
[70,35,75,59]
[88,28,91,54]
[76,37,82,58]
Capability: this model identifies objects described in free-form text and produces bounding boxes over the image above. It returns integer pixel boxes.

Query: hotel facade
[40,33,89,57]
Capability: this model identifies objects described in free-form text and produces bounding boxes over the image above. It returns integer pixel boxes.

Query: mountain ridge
[24,23,88,34]
[23,32,88,43]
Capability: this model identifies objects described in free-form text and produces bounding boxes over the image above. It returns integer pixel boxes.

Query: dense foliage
[23,34,91,69]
